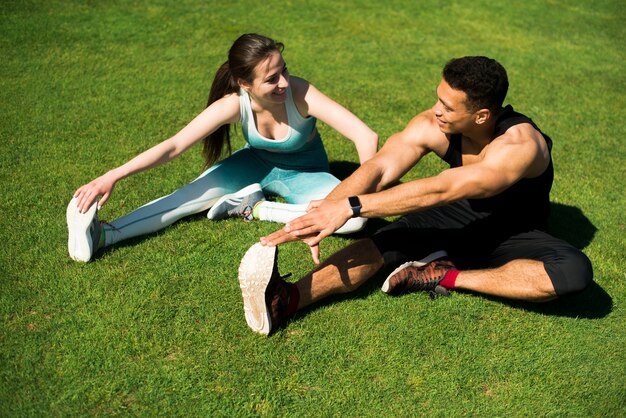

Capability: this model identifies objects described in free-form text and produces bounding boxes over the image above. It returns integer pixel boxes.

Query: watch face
[348,196,361,217]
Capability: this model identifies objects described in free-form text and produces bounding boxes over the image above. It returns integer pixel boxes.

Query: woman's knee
[335,217,367,235]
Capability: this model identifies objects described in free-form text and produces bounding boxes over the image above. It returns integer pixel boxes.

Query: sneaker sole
[381,250,448,293]
[238,243,276,335]
[66,197,97,262]
[207,183,262,220]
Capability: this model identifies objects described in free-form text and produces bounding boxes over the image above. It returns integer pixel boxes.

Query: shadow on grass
[547,202,597,250]
[329,160,359,181]
[497,281,612,319]
[290,270,612,334]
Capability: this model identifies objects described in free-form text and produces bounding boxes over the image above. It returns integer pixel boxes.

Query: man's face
[431,79,476,134]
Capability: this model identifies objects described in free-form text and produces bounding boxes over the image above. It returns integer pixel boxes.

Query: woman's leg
[103,149,268,247]
[257,169,367,234]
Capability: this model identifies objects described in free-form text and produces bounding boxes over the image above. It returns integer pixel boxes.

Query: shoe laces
[238,205,254,222]
[397,260,453,293]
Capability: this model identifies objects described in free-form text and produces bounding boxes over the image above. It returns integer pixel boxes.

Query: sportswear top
[239,85,317,153]
[442,105,554,229]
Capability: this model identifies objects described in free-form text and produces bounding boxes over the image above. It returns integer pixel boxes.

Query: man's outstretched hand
[260,198,352,264]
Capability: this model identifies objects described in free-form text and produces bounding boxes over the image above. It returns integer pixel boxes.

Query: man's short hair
[443,56,508,112]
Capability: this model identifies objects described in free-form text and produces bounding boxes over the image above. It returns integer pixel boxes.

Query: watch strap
[348,196,362,218]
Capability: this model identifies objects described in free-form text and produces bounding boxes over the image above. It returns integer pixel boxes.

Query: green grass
[1,0,624,416]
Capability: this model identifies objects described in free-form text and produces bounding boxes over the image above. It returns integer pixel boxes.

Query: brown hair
[203,33,284,167]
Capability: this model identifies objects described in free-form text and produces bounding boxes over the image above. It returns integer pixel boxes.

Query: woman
[67,33,377,262]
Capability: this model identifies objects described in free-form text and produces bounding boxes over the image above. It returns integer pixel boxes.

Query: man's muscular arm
[357,122,550,218]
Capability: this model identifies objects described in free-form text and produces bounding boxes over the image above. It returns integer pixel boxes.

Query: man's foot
[207,183,265,221]
[238,243,295,335]
[66,197,101,262]
[381,250,454,298]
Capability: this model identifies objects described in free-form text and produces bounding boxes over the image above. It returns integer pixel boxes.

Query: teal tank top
[239,86,318,153]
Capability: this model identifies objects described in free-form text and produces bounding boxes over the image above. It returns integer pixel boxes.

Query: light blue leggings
[104,145,365,246]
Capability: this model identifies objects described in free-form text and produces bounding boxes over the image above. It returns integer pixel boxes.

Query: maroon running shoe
[382,250,454,299]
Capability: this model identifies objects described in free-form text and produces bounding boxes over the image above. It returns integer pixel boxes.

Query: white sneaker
[66,197,100,262]
[238,243,277,335]
[207,183,265,221]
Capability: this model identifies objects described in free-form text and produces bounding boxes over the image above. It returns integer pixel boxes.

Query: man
[237,56,593,335]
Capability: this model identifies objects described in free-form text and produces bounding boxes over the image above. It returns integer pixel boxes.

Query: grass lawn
[1,0,624,416]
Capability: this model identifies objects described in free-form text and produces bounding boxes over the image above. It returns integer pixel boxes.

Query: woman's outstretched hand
[73,172,117,213]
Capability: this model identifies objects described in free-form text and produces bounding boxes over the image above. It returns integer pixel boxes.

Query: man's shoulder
[486,122,550,178]
[402,109,448,152]
[492,106,546,144]
[494,122,544,147]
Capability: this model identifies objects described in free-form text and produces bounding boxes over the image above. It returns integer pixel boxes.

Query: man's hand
[259,228,323,263]
[286,198,353,244]
[260,198,353,264]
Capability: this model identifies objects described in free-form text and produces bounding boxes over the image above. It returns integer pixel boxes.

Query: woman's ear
[237,79,251,92]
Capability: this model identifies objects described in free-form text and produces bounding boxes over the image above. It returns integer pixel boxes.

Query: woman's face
[243,50,290,106]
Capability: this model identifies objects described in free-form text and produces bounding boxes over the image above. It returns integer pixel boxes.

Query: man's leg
[456,229,593,301]
[455,259,556,302]
[238,239,383,334]
[383,229,593,302]
[294,239,384,309]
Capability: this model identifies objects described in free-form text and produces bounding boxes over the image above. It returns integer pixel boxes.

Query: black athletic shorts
[370,200,592,296]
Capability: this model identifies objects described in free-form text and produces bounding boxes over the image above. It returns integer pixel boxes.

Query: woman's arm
[291,77,378,163]
[73,93,240,212]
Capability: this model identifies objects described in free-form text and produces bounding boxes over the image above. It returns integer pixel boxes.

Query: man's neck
[462,107,504,146]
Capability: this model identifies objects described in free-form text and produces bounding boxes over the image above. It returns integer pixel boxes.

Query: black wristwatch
[348,196,362,218]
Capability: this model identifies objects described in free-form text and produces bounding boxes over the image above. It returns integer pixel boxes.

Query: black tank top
[442,105,554,229]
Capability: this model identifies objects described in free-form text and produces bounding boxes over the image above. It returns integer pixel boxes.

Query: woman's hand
[73,171,118,213]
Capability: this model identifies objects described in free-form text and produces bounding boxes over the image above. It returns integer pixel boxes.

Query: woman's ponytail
[202,61,239,168]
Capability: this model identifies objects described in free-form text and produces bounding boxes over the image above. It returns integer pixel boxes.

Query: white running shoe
[207,183,265,221]
[238,243,277,335]
[66,197,101,262]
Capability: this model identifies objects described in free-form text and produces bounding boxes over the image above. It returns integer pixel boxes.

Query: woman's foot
[66,197,102,262]
[207,183,265,221]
